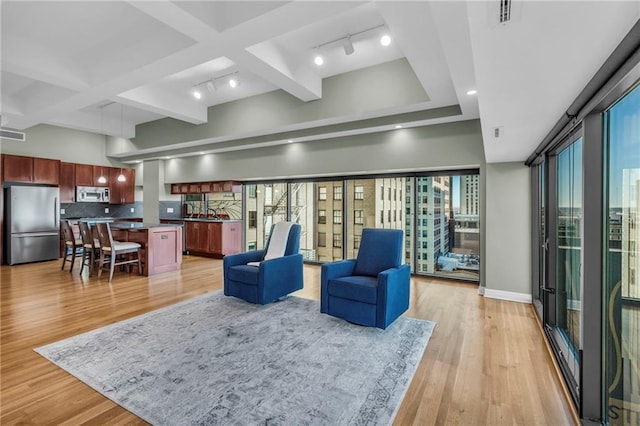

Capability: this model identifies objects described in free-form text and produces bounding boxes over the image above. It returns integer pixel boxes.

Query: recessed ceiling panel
[174,1,291,33]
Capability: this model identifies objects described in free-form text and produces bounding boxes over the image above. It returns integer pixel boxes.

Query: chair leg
[137,249,142,275]
[60,253,66,271]
[98,251,106,280]
[80,248,86,275]
[69,248,76,273]
[109,253,116,283]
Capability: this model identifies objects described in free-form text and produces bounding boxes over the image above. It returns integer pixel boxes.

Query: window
[247,241,257,250]
[354,235,361,250]
[319,187,327,200]
[354,210,363,224]
[387,210,391,223]
[380,210,384,224]
[318,232,326,247]
[355,186,364,200]
[334,186,342,200]
[381,186,384,200]
[333,234,342,248]
[248,211,257,228]
[248,185,257,198]
[318,209,326,224]
[388,187,392,200]
[333,210,342,224]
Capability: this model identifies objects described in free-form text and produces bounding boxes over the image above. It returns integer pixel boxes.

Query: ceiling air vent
[499,0,512,24]
[0,129,26,142]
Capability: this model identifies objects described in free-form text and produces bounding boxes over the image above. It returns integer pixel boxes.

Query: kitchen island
[100,221,182,276]
[182,219,243,258]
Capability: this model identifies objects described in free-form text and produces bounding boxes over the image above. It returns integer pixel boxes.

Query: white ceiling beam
[427,1,479,119]
[375,1,458,107]
[116,88,207,125]
[236,42,322,101]
[126,1,217,41]
[46,109,136,139]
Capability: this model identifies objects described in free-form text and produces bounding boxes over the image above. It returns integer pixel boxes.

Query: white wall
[484,162,532,302]
[1,124,113,166]
[164,120,485,182]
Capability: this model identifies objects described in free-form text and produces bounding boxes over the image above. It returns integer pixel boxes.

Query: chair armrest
[223,250,265,270]
[321,259,356,281]
[377,264,411,328]
[258,254,304,302]
[259,253,302,275]
[320,259,356,313]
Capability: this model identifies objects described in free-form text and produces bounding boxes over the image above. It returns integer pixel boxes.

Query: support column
[143,160,160,224]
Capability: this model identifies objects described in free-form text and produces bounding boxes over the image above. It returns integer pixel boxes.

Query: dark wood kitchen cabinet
[59,162,75,202]
[2,154,59,185]
[93,166,110,187]
[184,220,242,258]
[109,168,135,204]
[33,158,60,185]
[74,163,93,186]
[2,154,33,183]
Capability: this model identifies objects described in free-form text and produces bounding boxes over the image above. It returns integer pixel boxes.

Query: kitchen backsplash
[60,201,184,220]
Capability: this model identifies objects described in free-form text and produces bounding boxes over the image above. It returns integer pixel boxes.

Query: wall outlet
[130,207,135,213]
[104,207,109,213]
[167,207,174,213]
[60,208,66,214]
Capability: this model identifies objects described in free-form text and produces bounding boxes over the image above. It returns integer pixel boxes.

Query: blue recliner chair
[224,222,303,304]
[321,228,410,329]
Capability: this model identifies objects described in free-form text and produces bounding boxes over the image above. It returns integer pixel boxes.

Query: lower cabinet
[184,220,242,258]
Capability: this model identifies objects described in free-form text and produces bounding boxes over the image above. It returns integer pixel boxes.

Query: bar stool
[60,220,82,272]
[95,222,142,283]
[78,221,100,275]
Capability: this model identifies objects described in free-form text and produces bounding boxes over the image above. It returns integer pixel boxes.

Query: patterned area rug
[35,291,435,425]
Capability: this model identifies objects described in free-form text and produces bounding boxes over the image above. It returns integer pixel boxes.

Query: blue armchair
[321,228,410,329]
[224,222,303,304]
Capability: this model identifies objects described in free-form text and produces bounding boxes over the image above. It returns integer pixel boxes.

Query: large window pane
[604,84,640,425]
[345,178,406,259]
[415,175,480,280]
[244,183,287,249]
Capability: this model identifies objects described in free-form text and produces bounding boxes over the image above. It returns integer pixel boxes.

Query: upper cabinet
[171,181,242,194]
[109,168,135,204]
[59,162,75,203]
[74,164,93,186]
[93,165,110,187]
[2,154,60,185]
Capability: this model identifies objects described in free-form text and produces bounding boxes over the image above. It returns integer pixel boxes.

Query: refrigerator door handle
[12,232,60,238]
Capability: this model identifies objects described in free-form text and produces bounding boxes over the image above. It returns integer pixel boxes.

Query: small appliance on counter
[5,185,60,265]
[76,186,109,203]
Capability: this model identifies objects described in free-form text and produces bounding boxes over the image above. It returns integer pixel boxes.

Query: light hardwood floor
[1,256,577,425]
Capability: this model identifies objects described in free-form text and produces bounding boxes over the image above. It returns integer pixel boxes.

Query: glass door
[603,84,640,425]
[546,133,583,404]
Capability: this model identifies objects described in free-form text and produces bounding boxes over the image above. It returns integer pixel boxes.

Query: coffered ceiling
[1,1,638,163]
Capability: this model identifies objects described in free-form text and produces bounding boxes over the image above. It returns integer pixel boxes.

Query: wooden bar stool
[60,220,82,273]
[78,221,100,275]
[95,222,142,283]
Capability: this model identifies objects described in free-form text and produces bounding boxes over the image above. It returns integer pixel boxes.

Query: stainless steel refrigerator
[5,185,60,265]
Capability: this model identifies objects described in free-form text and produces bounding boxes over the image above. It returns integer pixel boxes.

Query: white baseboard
[483,288,532,304]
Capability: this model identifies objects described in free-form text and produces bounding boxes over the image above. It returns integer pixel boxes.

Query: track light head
[314,53,324,66]
[229,74,239,88]
[380,33,391,47]
[343,36,354,55]
[206,81,216,94]
[191,86,202,99]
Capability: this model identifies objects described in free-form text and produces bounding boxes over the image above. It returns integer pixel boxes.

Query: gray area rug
[35,291,435,425]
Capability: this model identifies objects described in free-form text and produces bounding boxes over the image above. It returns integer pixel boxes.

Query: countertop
[110,222,182,230]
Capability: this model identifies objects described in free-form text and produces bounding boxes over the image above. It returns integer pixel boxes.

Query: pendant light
[117,104,126,182]
[97,106,107,184]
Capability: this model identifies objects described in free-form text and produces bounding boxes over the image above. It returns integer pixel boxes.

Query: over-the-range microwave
[76,186,110,203]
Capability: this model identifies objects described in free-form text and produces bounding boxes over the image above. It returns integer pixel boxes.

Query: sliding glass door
[603,84,640,425]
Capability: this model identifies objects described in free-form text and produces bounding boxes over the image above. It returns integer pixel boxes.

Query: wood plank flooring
[1,256,577,425]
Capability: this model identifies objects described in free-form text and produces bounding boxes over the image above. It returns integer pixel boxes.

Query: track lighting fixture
[343,36,354,55]
[190,71,239,98]
[312,24,390,66]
